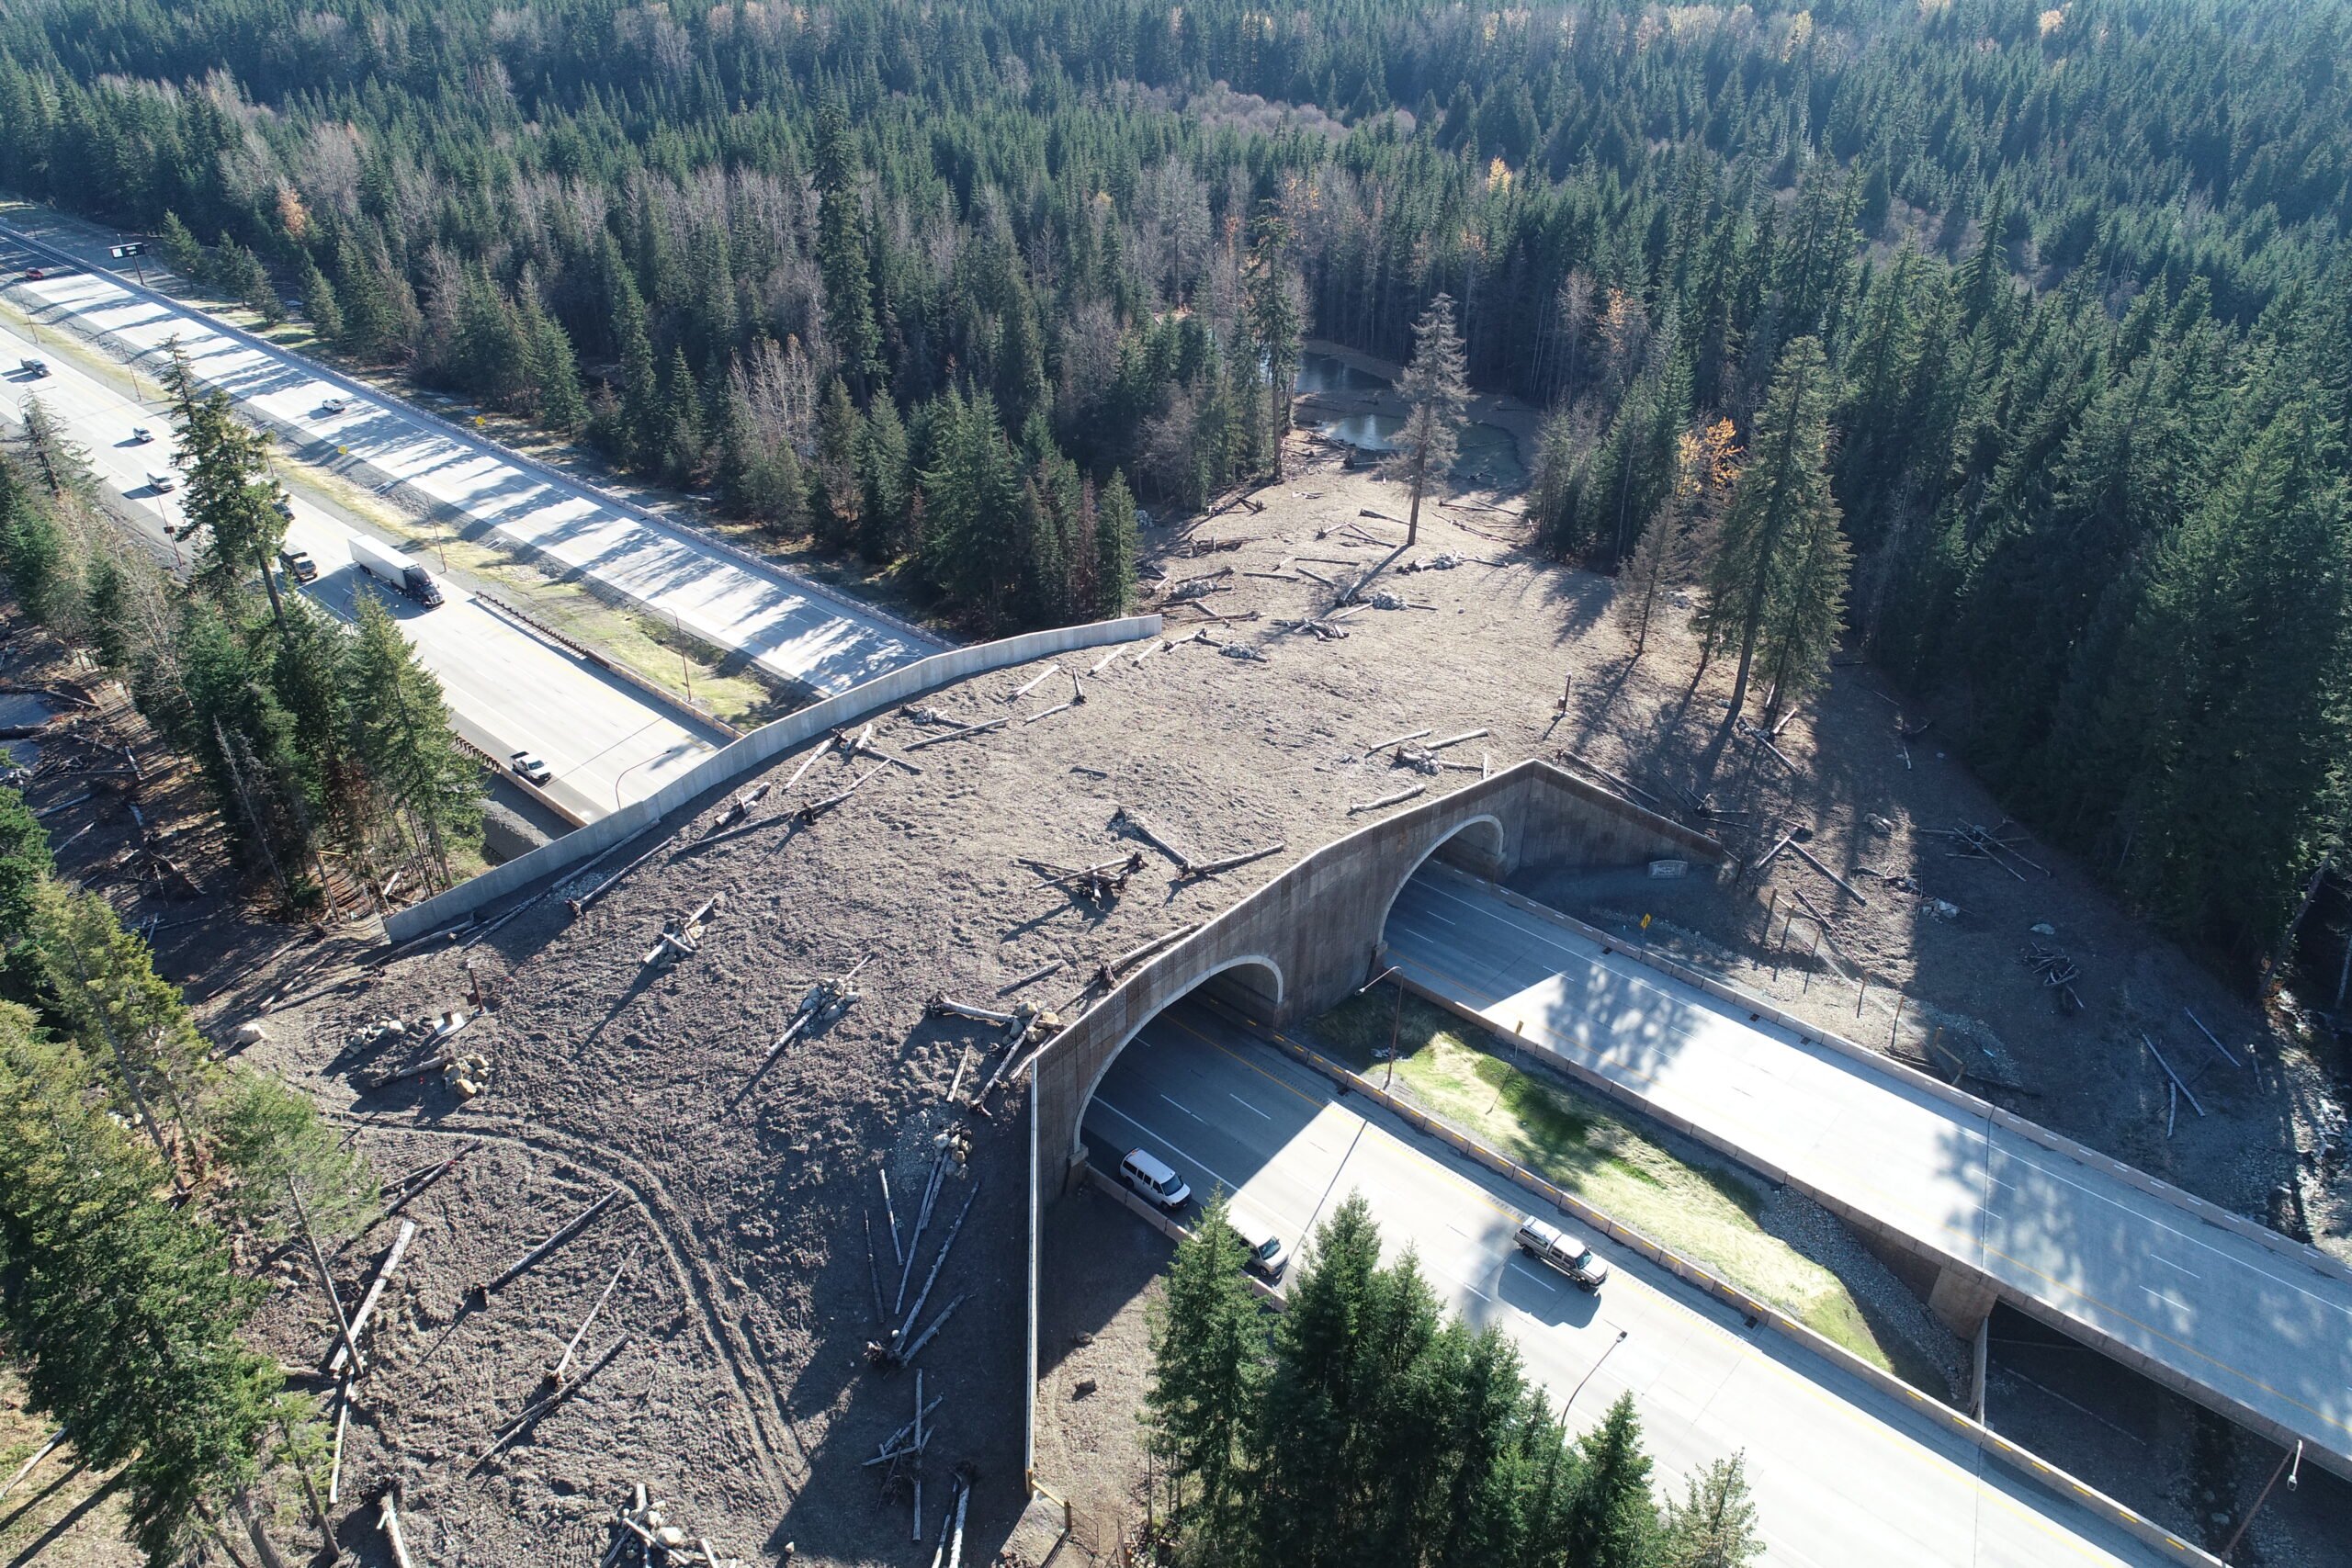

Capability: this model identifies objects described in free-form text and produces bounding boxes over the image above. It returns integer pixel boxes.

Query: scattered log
[1112,806,1196,870]
[485,1336,628,1457]
[483,1187,622,1295]
[328,1378,351,1504]
[782,748,828,794]
[929,995,1023,1027]
[1735,719,1801,775]
[1361,727,1433,757]
[0,1428,65,1504]
[895,1153,948,1314]
[2141,1033,2207,1118]
[1088,647,1126,677]
[707,784,772,833]
[904,716,1010,750]
[1349,784,1426,814]
[554,1261,628,1385]
[326,1219,417,1376]
[1423,728,1489,752]
[2183,1009,2244,1069]
[288,1178,367,1377]
[378,1489,417,1568]
[1787,840,1869,906]
[1106,923,1202,977]
[1008,665,1061,702]
[865,1213,887,1325]
[1177,841,1285,879]
[900,1294,966,1364]
[996,959,1064,996]
[896,1184,979,1346]
[879,1169,904,1265]
[1553,750,1664,807]
[797,763,888,823]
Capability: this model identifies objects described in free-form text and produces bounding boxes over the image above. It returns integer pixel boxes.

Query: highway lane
[1081,1002,2177,1568]
[1384,863,2352,1475]
[0,312,721,821]
[0,219,942,699]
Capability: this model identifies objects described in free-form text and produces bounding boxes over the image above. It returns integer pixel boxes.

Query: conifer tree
[813,96,884,400]
[814,378,865,547]
[1562,1393,1659,1568]
[14,394,96,502]
[1396,293,1468,546]
[1093,470,1138,616]
[294,251,343,345]
[859,395,912,560]
[1693,336,1848,769]
[345,592,481,886]
[1143,1191,1268,1551]
[522,290,587,431]
[1245,207,1303,479]
[1659,1453,1764,1568]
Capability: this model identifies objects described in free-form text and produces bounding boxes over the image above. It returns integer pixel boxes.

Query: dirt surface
[9,406,2348,1565]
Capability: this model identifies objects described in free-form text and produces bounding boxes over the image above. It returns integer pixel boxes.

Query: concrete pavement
[1080,1001,2179,1568]
[0,307,722,821]
[0,217,942,700]
[1385,864,2352,1476]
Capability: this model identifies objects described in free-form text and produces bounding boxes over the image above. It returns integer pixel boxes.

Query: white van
[1120,1146,1191,1211]
[1228,1208,1288,1281]
[1514,1216,1610,1290]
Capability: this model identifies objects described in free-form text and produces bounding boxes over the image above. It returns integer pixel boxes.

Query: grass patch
[1317,990,1935,1387]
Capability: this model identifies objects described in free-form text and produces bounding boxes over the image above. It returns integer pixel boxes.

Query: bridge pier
[1928,1263,2001,1338]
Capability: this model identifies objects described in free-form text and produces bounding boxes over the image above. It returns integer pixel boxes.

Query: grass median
[1315,988,1946,1390]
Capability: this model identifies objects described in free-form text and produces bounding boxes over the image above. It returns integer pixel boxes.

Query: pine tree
[345,592,481,886]
[1143,1191,1268,1550]
[1562,1393,1659,1568]
[522,290,587,431]
[1396,293,1468,546]
[1618,418,1738,658]
[156,210,203,278]
[1093,470,1138,616]
[1659,1453,1764,1568]
[294,251,343,345]
[174,386,289,624]
[0,785,52,946]
[813,96,884,399]
[1246,207,1303,478]
[613,268,662,471]
[859,395,912,560]
[1693,337,1849,771]
[334,237,401,364]
[14,394,97,502]
[918,392,1023,627]
[659,345,707,482]
[813,378,865,548]
[1249,1194,1385,1568]
[0,454,77,630]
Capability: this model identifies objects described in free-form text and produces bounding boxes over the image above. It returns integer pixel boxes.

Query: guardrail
[381,613,1163,942]
[1222,1010,2224,1568]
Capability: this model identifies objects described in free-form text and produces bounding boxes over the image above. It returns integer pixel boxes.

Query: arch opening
[1373,813,1507,949]
[1069,953,1284,1164]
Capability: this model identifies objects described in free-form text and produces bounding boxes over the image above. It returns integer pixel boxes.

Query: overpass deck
[1386,866,2352,1476]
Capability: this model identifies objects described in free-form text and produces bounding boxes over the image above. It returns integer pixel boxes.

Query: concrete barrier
[383,615,1162,942]
[1229,1016,2223,1568]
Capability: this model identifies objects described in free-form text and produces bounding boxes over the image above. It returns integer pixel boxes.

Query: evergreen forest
[7,0,2348,958]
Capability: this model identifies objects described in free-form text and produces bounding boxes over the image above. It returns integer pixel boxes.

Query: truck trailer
[348,535,444,608]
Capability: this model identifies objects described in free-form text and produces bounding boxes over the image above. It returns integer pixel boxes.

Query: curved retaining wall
[384,615,1163,942]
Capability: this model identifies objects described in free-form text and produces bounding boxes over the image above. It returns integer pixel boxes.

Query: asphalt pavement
[1384,864,2352,1476]
[1081,1001,2178,1568]
[0,306,722,821]
[0,215,941,699]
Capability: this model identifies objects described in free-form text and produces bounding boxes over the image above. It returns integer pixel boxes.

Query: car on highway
[1515,1216,1610,1290]
[1119,1146,1192,1211]
[17,358,48,378]
[1230,1207,1289,1281]
[318,395,350,415]
[508,750,554,786]
[130,425,153,443]
[278,548,318,583]
[146,469,177,492]
[20,269,41,281]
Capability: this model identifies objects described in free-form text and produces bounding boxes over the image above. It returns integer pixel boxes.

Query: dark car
[278,548,318,583]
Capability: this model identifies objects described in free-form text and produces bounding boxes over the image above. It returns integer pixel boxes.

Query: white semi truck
[348,535,444,608]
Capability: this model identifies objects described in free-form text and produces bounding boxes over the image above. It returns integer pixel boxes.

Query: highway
[1385,864,2352,1476]
[0,215,942,700]
[1081,1002,2178,1568]
[0,307,724,823]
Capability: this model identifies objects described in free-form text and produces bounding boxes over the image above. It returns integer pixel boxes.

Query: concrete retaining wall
[385,615,1162,942]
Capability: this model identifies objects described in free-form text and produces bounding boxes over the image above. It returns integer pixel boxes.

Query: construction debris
[2023,942,2083,1013]
[1023,850,1144,903]
[1928,821,2046,880]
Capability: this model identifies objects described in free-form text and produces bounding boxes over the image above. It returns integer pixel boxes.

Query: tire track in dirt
[320,1107,808,1505]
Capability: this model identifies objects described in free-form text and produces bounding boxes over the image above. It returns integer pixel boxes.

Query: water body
[1315,411,1526,490]
[1295,349,1525,488]
[1294,348,1390,394]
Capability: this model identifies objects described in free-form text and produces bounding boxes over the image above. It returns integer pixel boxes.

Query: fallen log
[1112,806,1196,870]
[798,763,888,823]
[1361,727,1433,757]
[326,1219,418,1376]
[1787,840,1869,906]
[996,959,1064,995]
[483,1187,622,1295]
[554,1261,628,1384]
[1177,841,1285,879]
[1349,784,1426,814]
[1106,923,1202,976]
[904,716,1010,750]
[1008,664,1061,701]
[1423,728,1489,752]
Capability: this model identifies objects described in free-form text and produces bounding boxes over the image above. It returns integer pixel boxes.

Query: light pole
[1355,964,1404,1088]
[1562,1329,1628,1422]
[2221,1440,2301,1562]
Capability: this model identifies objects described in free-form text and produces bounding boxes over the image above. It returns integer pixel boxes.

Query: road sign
[108,243,147,259]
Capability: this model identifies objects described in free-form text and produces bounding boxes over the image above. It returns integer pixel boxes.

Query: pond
[1315,411,1525,490]
[1294,349,1391,395]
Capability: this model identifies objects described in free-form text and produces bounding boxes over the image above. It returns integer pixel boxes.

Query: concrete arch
[1372,813,1506,946]
[1067,953,1284,1160]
